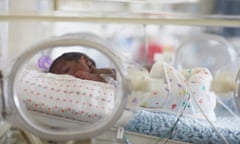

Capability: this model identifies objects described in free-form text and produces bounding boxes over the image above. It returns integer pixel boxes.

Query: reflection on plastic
[2,32,128,141]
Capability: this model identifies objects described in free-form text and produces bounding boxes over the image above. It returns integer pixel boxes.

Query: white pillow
[17,69,115,124]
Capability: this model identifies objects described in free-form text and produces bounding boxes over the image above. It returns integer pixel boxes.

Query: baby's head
[49,52,117,83]
[49,52,96,76]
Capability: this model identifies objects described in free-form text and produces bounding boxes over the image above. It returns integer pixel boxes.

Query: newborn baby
[19,52,116,123]
[49,52,116,83]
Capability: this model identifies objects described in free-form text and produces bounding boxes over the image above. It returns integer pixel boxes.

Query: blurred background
[0,0,239,69]
[1,0,240,144]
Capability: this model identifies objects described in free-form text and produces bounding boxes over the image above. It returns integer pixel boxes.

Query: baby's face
[50,56,95,77]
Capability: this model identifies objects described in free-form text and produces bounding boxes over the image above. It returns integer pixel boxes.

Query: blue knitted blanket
[125,110,240,144]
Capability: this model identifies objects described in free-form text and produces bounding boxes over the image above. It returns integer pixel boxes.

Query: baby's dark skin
[49,53,116,83]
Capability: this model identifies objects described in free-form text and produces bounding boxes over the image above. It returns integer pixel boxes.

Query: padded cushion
[17,69,115,123]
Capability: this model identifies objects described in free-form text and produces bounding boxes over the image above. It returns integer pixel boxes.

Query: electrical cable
[190,86,229,144]
[154,64,191,144]
[216,97,240,121]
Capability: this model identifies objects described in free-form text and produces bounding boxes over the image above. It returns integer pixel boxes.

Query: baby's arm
[74,71,107,82]
[93,68,116,80]
[74,68,116,83]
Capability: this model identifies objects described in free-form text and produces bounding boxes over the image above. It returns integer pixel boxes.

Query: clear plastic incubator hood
[0,33,130,141]
[1,0,240,144]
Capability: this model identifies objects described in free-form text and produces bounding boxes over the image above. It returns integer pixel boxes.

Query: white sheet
[17,69,115,124]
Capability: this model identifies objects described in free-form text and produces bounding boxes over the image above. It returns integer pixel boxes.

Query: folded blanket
[125,110,240,144]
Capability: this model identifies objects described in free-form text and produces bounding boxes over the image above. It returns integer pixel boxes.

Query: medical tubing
[162,63,171,107]
[189,86,229,144]
[154,64,191,144]
[216,97,240,121]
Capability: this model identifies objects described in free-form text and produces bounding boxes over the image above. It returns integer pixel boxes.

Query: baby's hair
[49,52,96,72]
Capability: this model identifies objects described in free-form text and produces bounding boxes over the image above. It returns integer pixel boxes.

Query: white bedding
[17,69,115,124]
[127,61,217,121]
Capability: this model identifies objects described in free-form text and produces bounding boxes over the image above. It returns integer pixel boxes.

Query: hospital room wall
[6,0,54,63]
[1,0,221,67]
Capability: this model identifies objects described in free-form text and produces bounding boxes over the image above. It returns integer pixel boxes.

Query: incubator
[1,0,240,144]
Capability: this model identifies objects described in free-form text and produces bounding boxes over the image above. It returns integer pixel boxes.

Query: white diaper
[127,61,216,121]
[17,69,115,124]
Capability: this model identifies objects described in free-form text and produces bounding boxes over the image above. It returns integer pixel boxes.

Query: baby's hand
[79,56,90,72]
[74,70,106,82]
[74,71,91,80]
[94,68,116,80]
